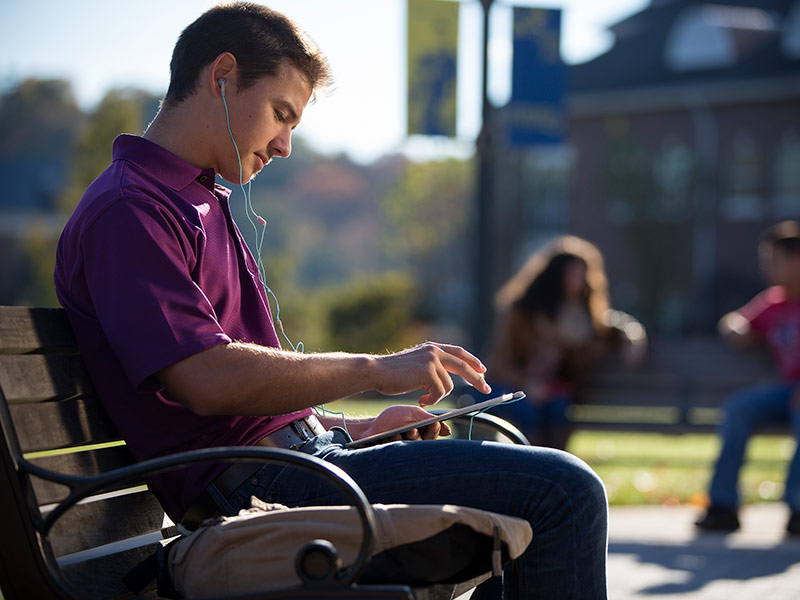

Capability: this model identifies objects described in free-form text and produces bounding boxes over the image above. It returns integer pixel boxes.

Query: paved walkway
[607,503,800,599]
[456,503,800,599]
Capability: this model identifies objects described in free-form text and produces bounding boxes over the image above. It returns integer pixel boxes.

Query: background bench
[573,336,780,434]
[0,305,525,600]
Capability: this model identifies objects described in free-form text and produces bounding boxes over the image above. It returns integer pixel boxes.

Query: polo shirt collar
[112,134,217,192]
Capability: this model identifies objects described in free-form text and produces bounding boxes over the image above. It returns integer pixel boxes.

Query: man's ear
[208,52,237,98]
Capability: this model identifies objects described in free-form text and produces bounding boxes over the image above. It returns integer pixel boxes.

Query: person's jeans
[227,429,608,599]
[709,381,800,511]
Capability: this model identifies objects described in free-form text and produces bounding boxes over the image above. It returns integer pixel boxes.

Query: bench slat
[48,491,166,557]
[12,396,121,453]
[0,354,94,403]
[59,541,162,599]
[577,336,781,435]
[29,446,141,505]
[579,389,688,407]
[0,306,77,355]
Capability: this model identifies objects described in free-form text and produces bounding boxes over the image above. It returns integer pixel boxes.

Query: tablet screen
[345,391,525,449]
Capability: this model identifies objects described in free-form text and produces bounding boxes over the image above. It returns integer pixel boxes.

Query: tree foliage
[60,88,161,214]
[381,158,473,321]
[0,81,161,306]
[383,158,471,260]
[0,78,80,159]
[323,272,419,353]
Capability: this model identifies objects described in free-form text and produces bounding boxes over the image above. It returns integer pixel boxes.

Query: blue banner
[508,7,564,146]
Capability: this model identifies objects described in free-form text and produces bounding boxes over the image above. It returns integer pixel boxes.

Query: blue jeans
[709,381,800,511]
[227,429,608,599]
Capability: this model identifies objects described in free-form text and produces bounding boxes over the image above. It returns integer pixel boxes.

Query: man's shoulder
[66,162,163,231]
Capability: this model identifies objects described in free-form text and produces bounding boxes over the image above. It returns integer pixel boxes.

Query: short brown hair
[761,221,800,256]
[164,2,333,106]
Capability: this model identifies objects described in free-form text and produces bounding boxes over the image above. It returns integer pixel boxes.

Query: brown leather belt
[181,414,326,529]
[254,413,326,448]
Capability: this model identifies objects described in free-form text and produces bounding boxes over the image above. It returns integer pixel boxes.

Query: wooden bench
[572,336,781,434]
[0,305,525,600]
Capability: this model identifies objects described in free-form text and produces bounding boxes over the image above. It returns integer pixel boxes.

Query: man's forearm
[158,342,378,416]
[317,413,374,438]
[158,340,491,418]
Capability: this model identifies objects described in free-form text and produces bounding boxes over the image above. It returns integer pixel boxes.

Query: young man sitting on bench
[54,4,608,598]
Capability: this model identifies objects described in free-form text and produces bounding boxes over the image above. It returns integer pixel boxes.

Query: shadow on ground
[609,534,800,595]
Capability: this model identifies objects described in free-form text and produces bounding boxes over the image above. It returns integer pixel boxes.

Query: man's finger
[419,364,450,406]
[419,421,450,440]
[403,428,421,440]
[435,351,491,394]
[429,342,487,373]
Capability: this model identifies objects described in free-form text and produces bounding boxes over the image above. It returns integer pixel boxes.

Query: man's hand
[718,311,754,349]
[353,405,451,443]
[371,342,491,407]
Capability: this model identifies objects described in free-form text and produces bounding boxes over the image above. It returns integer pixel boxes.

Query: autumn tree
[381,158,474,327]
[0,82,160,306]
[60,88,160,214]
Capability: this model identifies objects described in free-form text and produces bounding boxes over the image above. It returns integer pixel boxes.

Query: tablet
[345,391,525,449]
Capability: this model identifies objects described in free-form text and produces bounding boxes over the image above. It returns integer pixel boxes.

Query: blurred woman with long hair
[484,235,647,449]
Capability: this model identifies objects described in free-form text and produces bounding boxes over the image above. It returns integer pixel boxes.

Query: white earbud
[219,78,227,97]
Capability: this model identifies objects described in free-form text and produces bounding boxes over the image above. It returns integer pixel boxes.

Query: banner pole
[473,0,495,354]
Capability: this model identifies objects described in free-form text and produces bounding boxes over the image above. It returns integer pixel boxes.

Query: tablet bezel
[345,390,525,449]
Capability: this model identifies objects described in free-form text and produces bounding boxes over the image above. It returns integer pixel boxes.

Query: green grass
[323,397,796,507]
[568,431,794,507]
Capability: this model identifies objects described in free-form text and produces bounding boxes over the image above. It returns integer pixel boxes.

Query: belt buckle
[291,419,312,441]
[304,414,326,436]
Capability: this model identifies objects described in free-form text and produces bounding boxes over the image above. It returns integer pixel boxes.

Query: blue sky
[0,0,648,163]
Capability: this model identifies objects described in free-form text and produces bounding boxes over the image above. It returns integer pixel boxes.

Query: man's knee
[571,454,607,509]
[723,389,764,428]
[542,449,608,512]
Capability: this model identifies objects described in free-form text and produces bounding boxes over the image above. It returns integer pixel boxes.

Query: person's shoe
[786,512,800,536]
[695,505,740,532]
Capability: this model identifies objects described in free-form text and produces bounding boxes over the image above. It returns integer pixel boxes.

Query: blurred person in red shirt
[696,221,800,535]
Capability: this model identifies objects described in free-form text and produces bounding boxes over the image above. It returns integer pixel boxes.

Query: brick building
[564,0,800,334]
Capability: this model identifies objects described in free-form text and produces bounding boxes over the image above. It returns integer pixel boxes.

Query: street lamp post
[473,0,495,354]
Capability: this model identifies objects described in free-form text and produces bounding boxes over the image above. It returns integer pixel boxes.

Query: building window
[602,118,652,225]
[519,146,573,229]
[774,130,800,218]
[665,4,778,72]
[653,139,694,221]
[782,1,800,58]
[722,132,765,221]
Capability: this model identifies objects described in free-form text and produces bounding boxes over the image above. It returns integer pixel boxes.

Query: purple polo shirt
[54,134,310,521]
